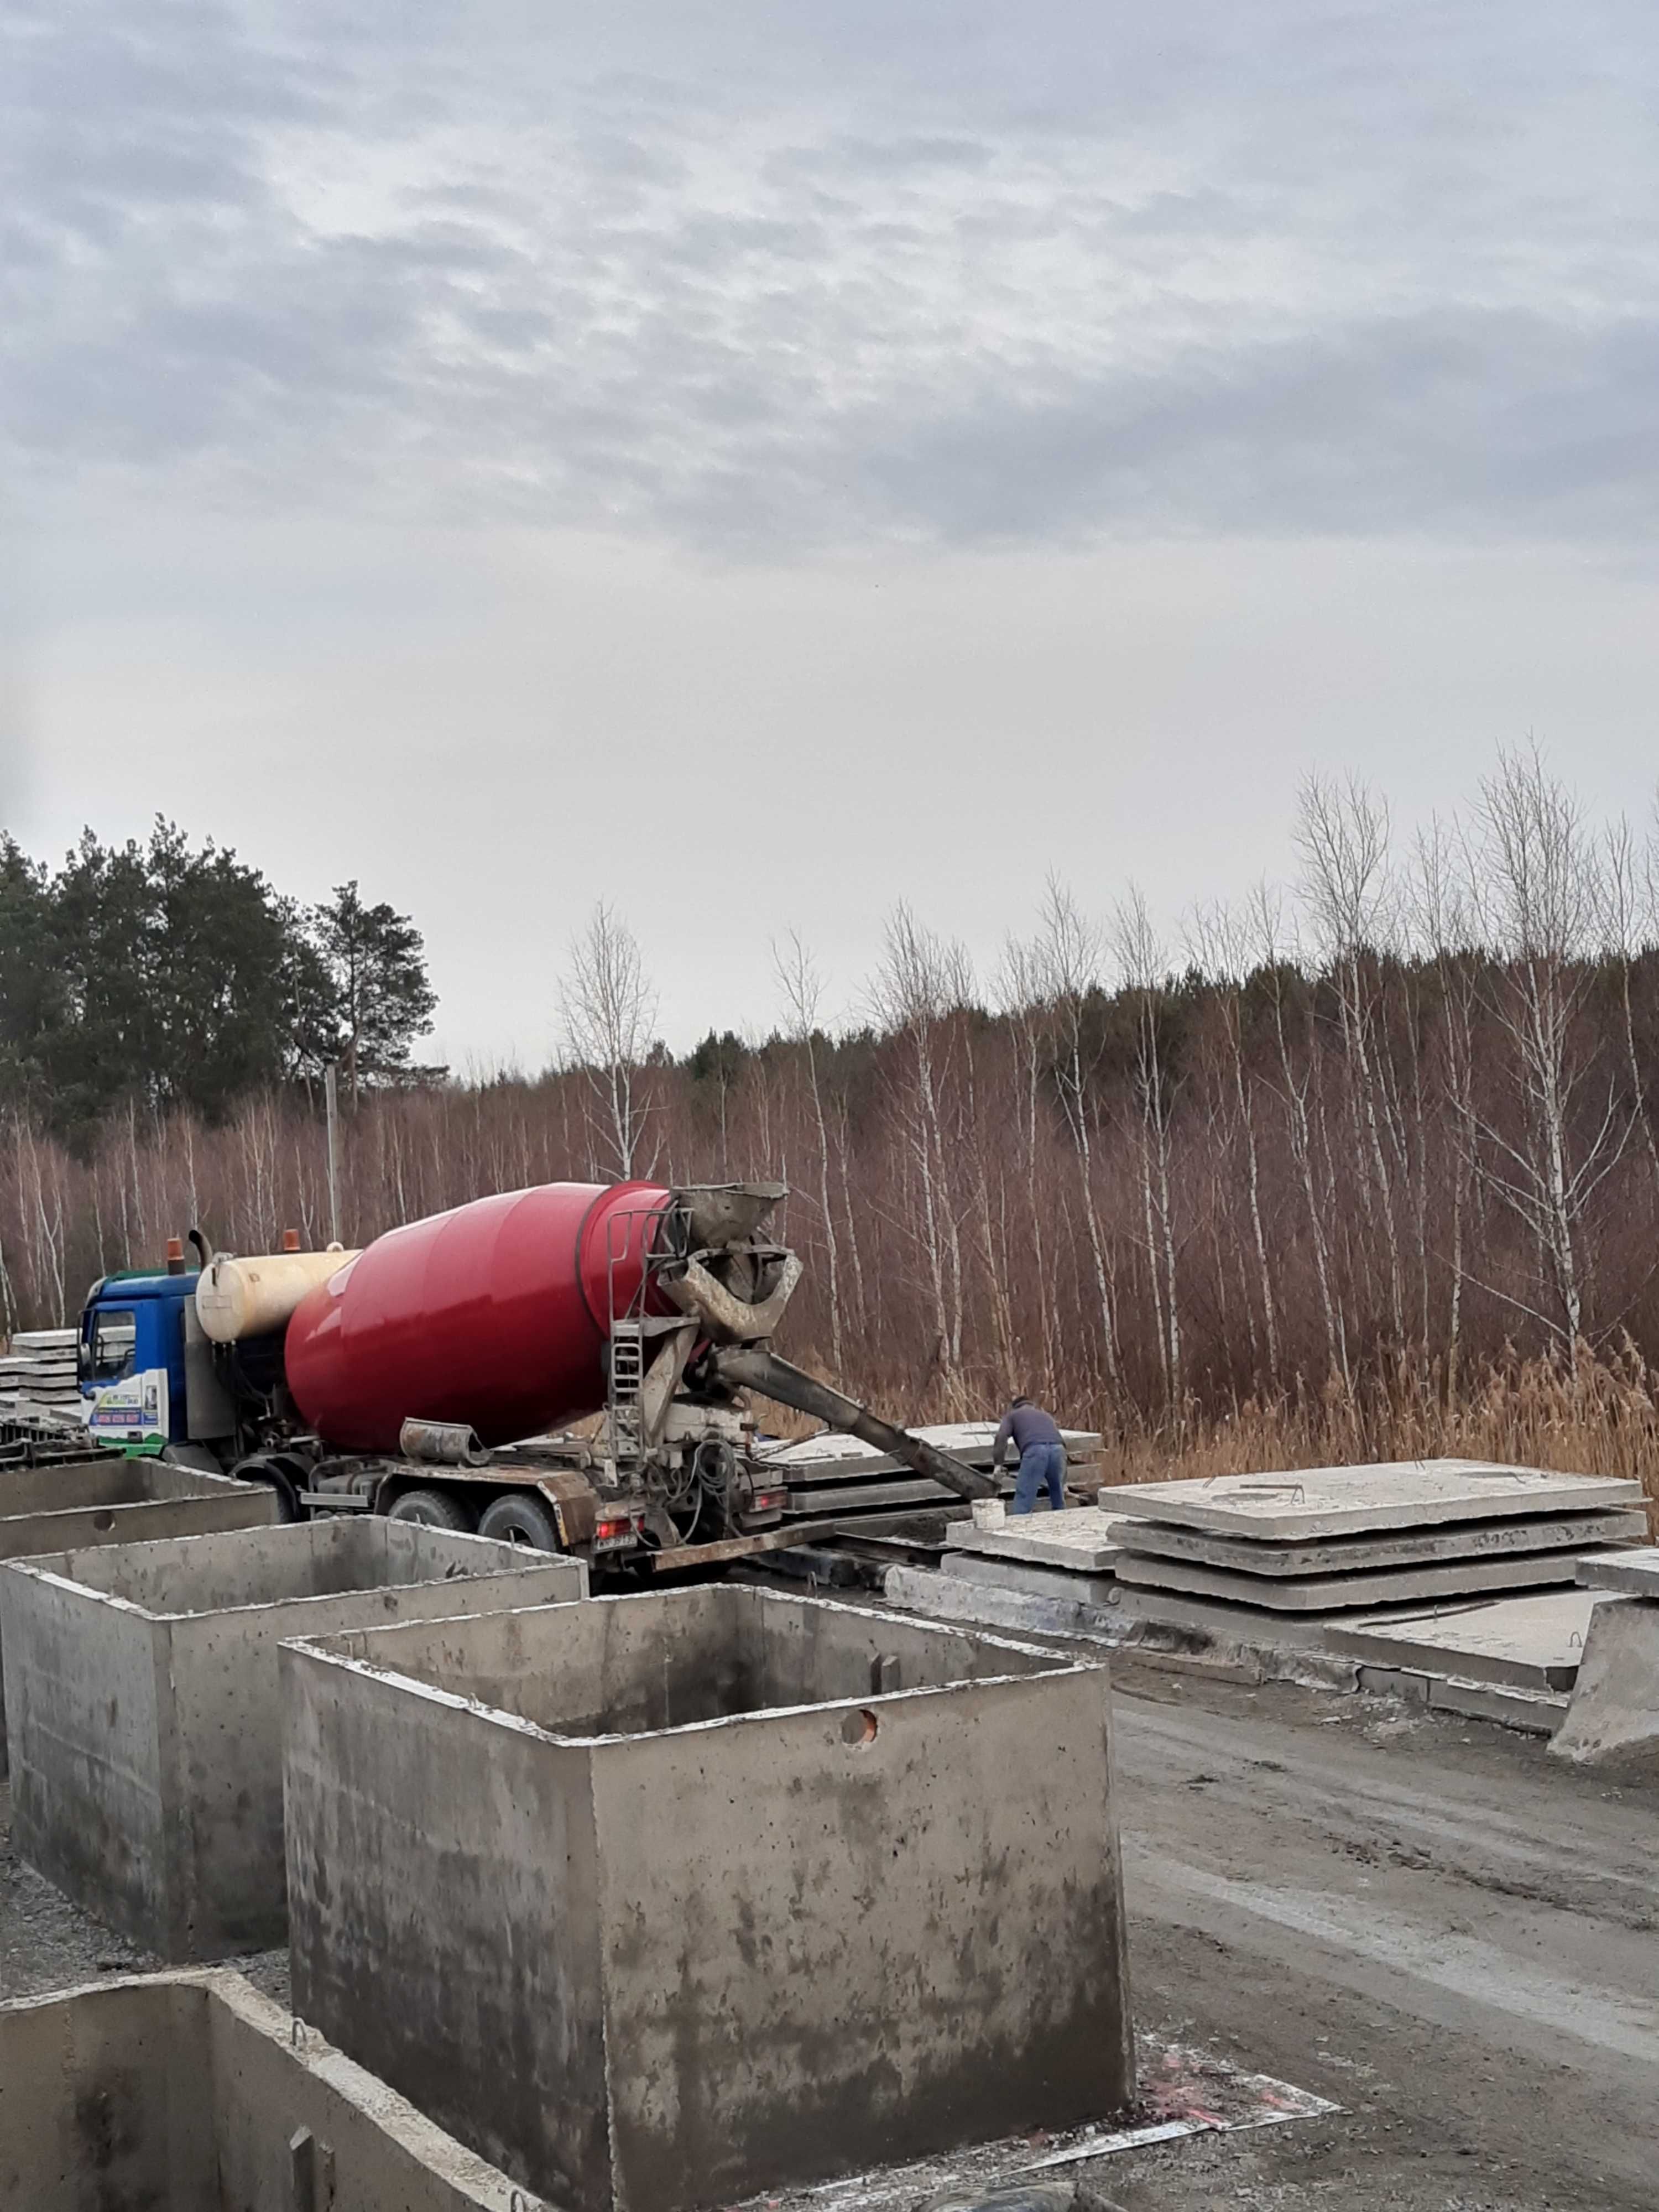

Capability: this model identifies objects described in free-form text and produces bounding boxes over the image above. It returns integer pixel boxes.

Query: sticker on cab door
[84,1368,169,1443]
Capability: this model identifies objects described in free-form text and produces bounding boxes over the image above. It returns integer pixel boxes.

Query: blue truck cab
[79,1269,202,1452]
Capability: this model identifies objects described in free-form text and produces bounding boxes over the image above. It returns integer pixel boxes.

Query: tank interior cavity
[0,1970,525,2210]
[0,1458,242,1519]
[32,1516,514,1615]
[312,1579,1062,1736]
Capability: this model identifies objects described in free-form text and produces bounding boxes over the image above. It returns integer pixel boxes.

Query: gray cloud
[856,312,1659,545]
[6,2,1658,553]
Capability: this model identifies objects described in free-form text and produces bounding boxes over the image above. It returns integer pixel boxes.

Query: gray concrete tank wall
[0,1970,544,2209]
[0,1518,587,1959]
[0,1455,276,1768]
[283,1585,1135,2212]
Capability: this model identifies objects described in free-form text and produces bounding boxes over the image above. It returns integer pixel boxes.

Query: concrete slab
[1117,1507,1646,1578]
[1430,1675,1568,1735]
[1550,1596,1659,1769]
[785,1475,987,1516]
[942,1550,1121,1608]
[1114,1544,1592,1613]
[1096,1459,1640,1540]
[282,1585,1135,2212]
[1576,1546,1659,1598]
[944,1504,1130,1573]
[0,1969,531,2209]
[1108,1580,1364,1655]
[759,1421,1102,1475]
[882,1562,1120,1645]
[0,1456,276,1769]
[0,1519,586,1959]
[767,1425,1104,1516]
[1324,1589,1605,1691]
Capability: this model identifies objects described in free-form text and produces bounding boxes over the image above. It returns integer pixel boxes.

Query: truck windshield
[88,1308,137,1382]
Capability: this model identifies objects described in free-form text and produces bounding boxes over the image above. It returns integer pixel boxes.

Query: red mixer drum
[283,1180,675,1451]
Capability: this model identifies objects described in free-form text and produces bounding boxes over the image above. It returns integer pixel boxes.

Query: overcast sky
[4,2,1657,1067]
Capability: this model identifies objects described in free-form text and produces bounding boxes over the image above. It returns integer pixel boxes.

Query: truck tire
[386,1487,476,1532]
[230,1453,301,1523]
[477,1492,561,1551]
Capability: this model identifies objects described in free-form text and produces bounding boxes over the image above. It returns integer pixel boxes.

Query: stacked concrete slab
[888,1464,1645,1731]
[1551,1547,1659,1771]
[0,1455,276,1766]
[941,1504,1130,1608]
[0,1518,586,1958]
[755,1420,1103,1518]
[1102,1460,1643,1623]
[0,1970,535,2209]
[281,1584,1135,2212]
[0,1327,81,1427]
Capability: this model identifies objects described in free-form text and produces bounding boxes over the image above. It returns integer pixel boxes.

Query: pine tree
[311,882,440,1103]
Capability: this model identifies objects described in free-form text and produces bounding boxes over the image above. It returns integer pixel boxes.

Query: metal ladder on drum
[607,1318,645,1473]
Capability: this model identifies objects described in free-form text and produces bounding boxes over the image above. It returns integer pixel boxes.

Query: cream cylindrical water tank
[195,1248,359,1344]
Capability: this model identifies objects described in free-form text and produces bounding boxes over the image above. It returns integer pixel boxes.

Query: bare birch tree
[1408,820,1480,1387]
[1599,816,1659,1195]
[1464,750,1629,1345]
[996,935,1059,1389]
[1296,773,1406,1343]
[1252,882,1349,1385]
[1029,878,1123,1390]
[774,931,844,1372]
[867,906,969,1401]
[1187,899,1280,1386]
[1114,887,1182,1408]
[559,902,659,1180]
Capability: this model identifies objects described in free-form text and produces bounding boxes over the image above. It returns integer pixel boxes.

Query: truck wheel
[231,1453,300,1522]
[477,1493,561,1551]
[386,1487,476,1532]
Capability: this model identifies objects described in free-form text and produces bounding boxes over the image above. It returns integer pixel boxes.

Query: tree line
[0,820,439,1135]
[6,754,1659,1453]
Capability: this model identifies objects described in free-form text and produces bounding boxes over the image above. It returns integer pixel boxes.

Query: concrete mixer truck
[73,1179,993,1569]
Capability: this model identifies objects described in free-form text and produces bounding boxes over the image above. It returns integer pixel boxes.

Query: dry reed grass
[755,1340,1659,1541]
[1090,1340,1659,1538]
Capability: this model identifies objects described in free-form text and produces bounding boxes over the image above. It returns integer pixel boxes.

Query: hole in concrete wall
[91,1510,115,1532]
[842,1708,879,1746]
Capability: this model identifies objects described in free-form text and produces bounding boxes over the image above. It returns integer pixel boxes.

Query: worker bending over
[993,1394,1067,1515]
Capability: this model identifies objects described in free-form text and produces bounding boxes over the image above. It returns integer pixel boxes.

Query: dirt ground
[3,1661,1657,2209]
[1092,1658,1659,2210]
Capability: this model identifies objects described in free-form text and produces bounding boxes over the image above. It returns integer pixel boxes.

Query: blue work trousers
[1011,1441,1066,1515]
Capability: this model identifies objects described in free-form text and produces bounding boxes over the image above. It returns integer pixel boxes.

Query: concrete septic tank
[0,1518,587,1961]
[283,1585,1135,2212]
[0,1969,542,2210]
[0,1455,275,1768]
